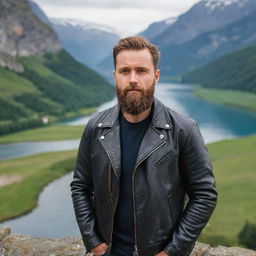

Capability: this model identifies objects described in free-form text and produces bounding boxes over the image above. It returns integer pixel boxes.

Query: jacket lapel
[100,124,121,179]
[135,98,172,167]
[98,105,121,179]
[135,125,166,167]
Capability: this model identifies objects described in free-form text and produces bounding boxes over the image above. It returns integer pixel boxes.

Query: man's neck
[123,106,152,123]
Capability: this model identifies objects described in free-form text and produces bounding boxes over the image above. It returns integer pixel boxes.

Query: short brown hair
[113,36,160,70]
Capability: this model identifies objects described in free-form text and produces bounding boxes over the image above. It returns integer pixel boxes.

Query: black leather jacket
[70,98,217,256]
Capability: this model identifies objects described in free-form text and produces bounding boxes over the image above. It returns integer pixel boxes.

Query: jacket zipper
[132,140,167,256]
[107,162,119,254]
[100,138,119,253]
[100,127,167,254]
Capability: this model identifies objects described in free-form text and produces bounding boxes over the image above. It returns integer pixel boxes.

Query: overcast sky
[37,0,201,36]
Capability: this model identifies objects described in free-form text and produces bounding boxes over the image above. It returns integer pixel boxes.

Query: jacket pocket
[154,149,176,167]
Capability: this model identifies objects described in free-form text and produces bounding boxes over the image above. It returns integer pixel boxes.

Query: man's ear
[155,69,160,82]
[113,69,117,84]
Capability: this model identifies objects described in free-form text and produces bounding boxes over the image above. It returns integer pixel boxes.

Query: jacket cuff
[164,244,180,256]
[83,236,105,253]
[164,242,195,256]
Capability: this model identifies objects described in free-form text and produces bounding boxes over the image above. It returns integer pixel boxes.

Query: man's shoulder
[158,99,196,129]
[164,105,200,144]
[168,107,195,127]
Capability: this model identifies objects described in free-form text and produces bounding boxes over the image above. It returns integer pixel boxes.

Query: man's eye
[120,70,129,73]
[138,69,146,73]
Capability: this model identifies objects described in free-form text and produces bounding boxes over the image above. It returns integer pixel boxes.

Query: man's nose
[129,70,138,84]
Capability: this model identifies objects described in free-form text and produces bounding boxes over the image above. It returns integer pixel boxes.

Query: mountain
[182,44,256,93]
[139,16,177,41]
[0,0,114,135]
[27,0,52,26]
[159,9,256,77]
[50,18,120,69]
[0,0,61,72]
[153,0,256,47]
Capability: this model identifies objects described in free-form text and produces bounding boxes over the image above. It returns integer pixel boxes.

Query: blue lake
[1,82,255,238]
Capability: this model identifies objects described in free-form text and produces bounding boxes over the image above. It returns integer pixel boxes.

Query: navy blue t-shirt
[111,109,153,256]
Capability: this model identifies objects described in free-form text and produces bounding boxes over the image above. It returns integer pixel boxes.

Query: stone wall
[0,226,255,256]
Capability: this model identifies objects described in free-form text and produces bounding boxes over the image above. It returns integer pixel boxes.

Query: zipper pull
[132,245,138,256]
[108,242,112,254]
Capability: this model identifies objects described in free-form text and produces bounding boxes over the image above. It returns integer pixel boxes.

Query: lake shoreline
[1,84,256,144]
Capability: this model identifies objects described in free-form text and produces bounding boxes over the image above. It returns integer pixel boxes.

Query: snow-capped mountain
[51,18,117,35]
[203,0,251,10]
[159,9,256,77]
[153,0,256,47]
[51,18,120,69]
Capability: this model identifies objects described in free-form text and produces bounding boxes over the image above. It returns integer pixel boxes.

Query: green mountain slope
[0,50,114,135]
[20,50,114,111]
[182,45,256,93]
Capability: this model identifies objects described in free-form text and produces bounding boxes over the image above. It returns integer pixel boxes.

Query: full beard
[116,80,155,115]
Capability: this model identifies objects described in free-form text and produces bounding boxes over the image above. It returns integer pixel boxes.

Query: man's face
[113,49,160,115]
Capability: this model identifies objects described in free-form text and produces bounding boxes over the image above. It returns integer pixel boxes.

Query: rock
[1,233,85,256]
[0,227,255,256]
[0,226,11,242]
[0,0,61,72]
[190,242,210,255]
[0,52,24,72]
[207,245,256,256]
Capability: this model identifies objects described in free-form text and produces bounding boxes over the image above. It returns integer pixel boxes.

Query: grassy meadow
[0,150,76,222]
[194,87,256,114]
[0,124,84,143]
[199,134,256,246]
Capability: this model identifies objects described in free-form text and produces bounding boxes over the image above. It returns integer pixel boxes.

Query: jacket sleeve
[164,121,218,256]
[70,121,104,252]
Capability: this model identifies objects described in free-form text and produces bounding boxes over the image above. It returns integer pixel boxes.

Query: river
[1,82,256,238]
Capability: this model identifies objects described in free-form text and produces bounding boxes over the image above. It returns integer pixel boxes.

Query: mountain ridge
[159,9,256,77]
[153,0,256,47]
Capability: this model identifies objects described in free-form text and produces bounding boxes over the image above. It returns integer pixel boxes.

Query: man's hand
[154,251,169,256]
[91,242,108,255]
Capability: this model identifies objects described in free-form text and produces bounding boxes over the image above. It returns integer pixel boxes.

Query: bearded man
[70,36,217,256]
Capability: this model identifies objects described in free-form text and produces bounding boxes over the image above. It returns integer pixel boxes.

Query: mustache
[124,84,142,93]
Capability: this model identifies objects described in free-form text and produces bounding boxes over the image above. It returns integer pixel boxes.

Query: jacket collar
[98,97,172,130]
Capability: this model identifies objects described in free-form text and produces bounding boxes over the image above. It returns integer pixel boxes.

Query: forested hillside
[0,50,114,134]
[182,45,256,93]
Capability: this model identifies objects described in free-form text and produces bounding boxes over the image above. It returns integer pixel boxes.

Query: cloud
[38,0,200,12]
[42,6,175,36]
[37,0,201,36]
